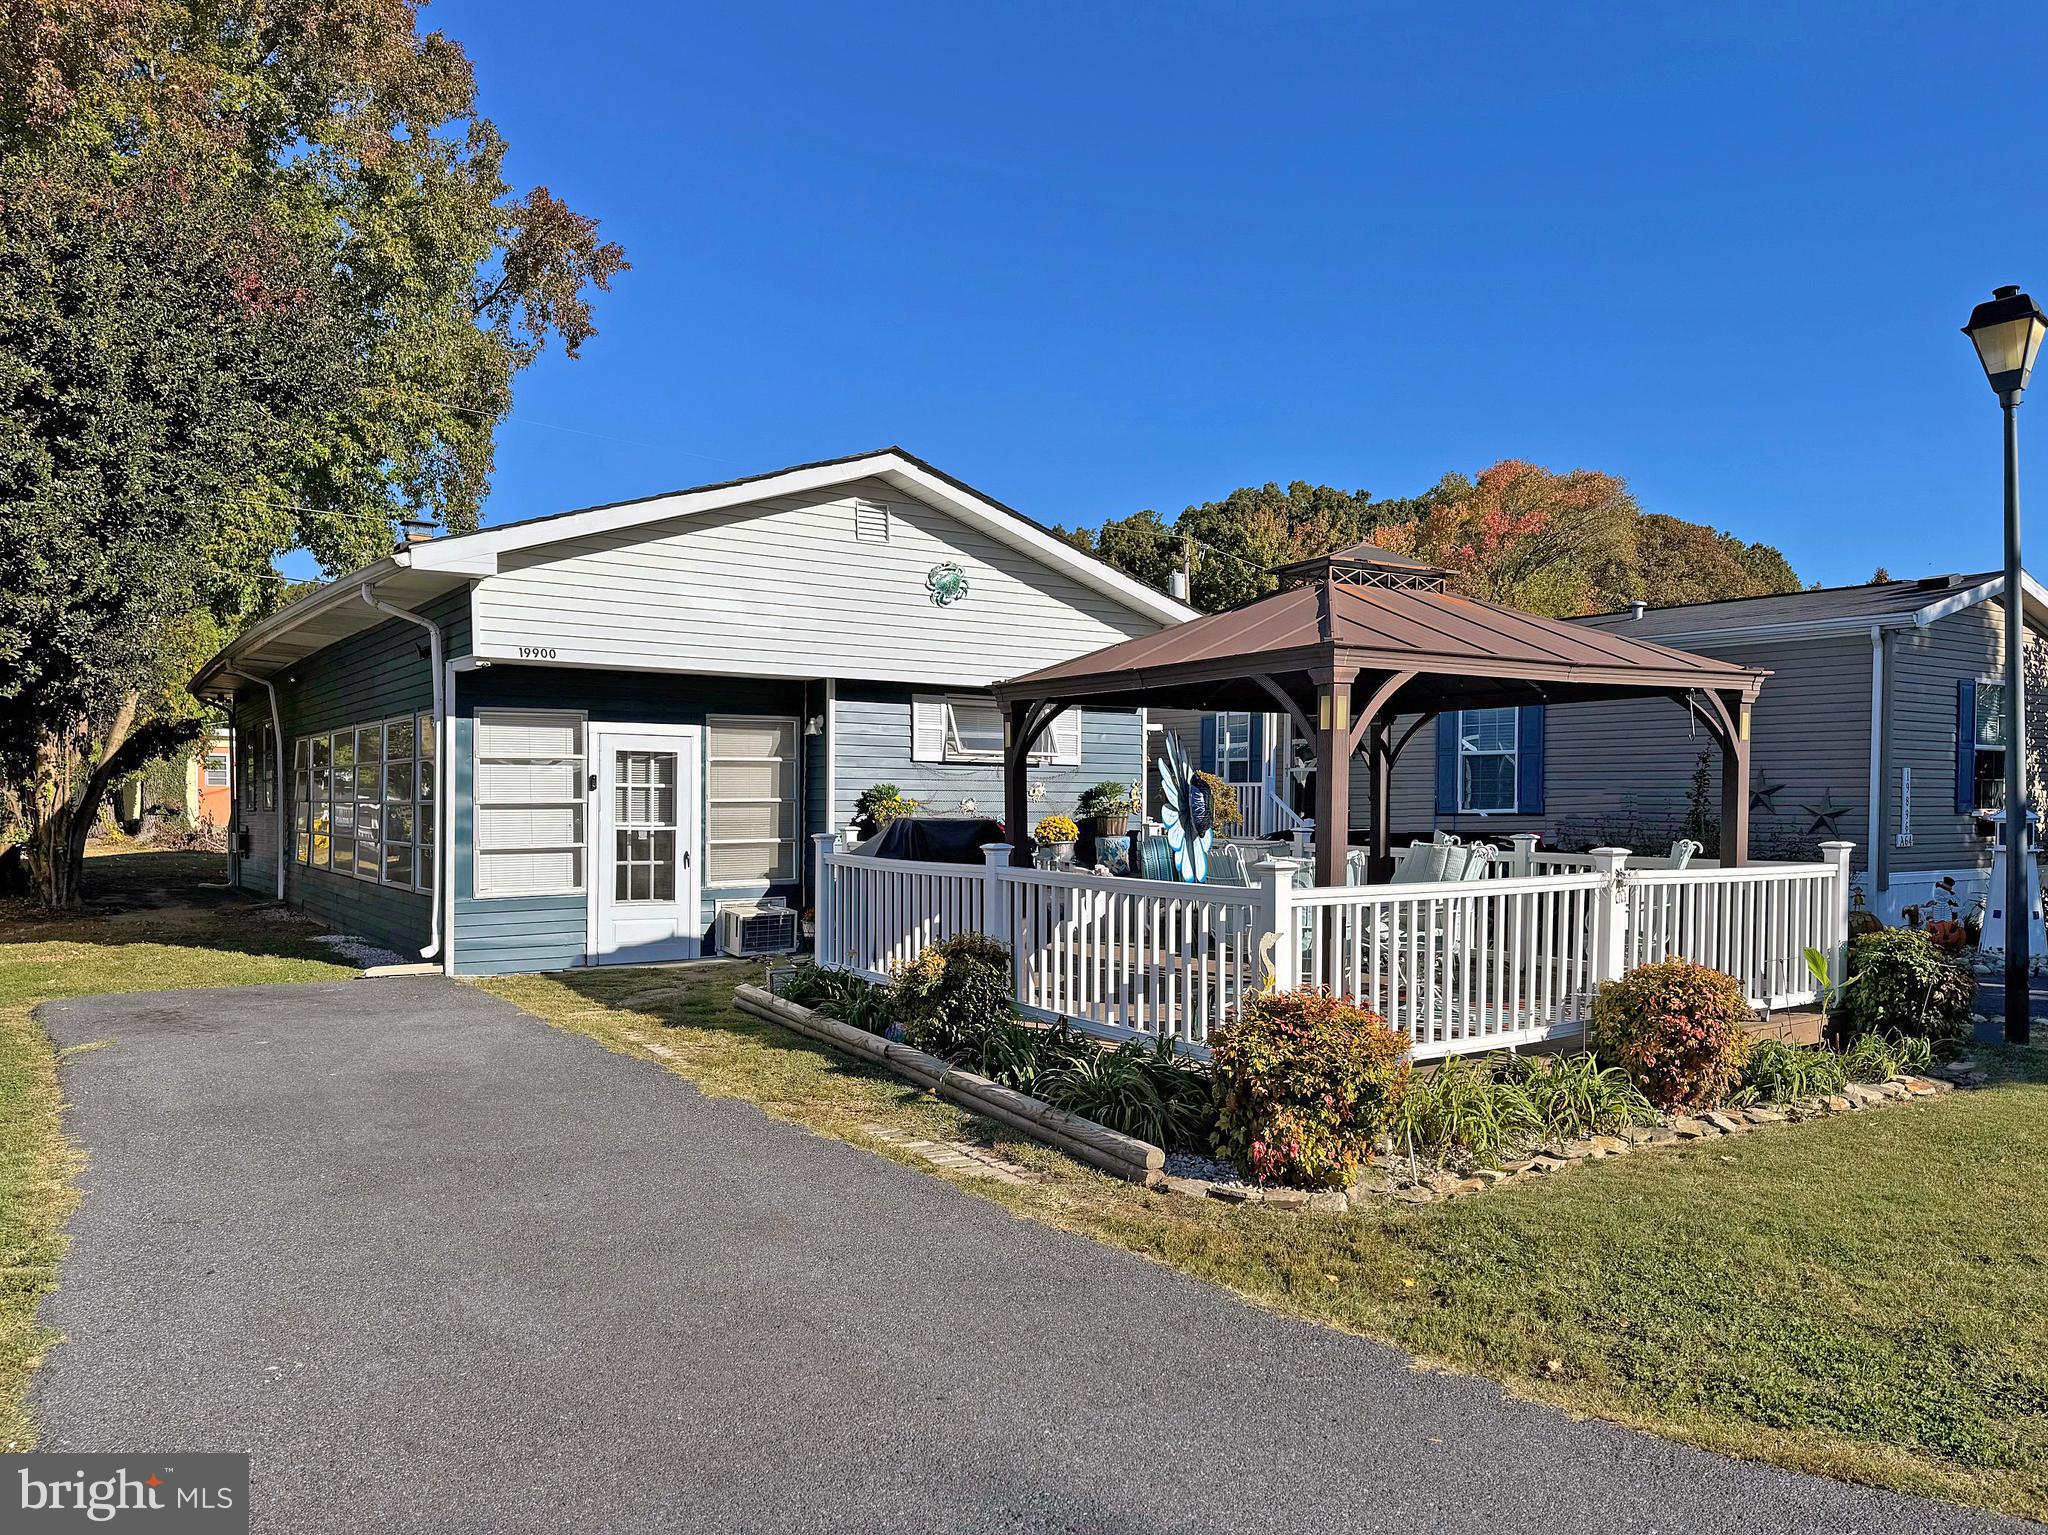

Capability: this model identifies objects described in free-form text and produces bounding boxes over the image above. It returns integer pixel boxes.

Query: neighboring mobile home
[192,450,1192,974]
[1371,571,2048,924]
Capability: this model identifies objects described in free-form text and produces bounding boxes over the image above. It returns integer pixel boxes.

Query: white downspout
[363,588,444,962]
[1867,623,1884,893]
[440,658,460,977]
[253,676,287,901]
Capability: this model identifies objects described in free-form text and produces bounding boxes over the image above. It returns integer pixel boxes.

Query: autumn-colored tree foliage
[0,1,627,905]
[1065,460,1801,619]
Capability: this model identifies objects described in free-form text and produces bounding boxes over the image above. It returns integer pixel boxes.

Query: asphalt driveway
[32,978,2033,1533]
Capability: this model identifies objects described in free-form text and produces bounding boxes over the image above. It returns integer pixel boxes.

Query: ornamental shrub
[1837,927,1973,1043]
[1209,988,1410,1189]
[1587,959,1752,1110]
[888,933,1015,1057]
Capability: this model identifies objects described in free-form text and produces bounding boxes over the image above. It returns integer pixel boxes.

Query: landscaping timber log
[732,984,1165,1184]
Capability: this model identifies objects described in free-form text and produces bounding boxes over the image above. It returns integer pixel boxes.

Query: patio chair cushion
[1392,840,1455,883]
[1133,836,1178,882]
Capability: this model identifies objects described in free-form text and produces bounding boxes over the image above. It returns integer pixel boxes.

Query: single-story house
[192,449,1192,973]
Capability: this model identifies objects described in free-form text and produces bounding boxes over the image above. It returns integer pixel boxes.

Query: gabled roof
[998,573,1763,715]
[1576,569,2048,645]
[194,448,1195,693]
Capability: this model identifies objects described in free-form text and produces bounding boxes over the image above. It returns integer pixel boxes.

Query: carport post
[811,832,841,966]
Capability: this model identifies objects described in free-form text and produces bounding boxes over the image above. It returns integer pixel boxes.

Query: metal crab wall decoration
[926,562,969,607]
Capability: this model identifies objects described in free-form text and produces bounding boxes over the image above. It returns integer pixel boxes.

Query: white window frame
[203,751,230,789]
[1457,707,1520,815]
[292,711,436,893]
[1972,678,2007,814]
[705,714,800,885]
[472,709,588,900]
[1215,712,1253,781]
[912,694,1082,766]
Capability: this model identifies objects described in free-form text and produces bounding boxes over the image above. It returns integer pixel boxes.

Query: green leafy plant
[1736,1038,1849,1104]
[778,962,892,1034]
[1041,1043,1173,1146]
[1842,1031,1904,1084]
[1837,928,1973,1044]
[853,783,919,839]
[1210,988,1410,1188]
[1508,1052,1656,1140]
[888,933,1015,1056]
[1396,1054,1538,1159]
[1137,1035,1220,1149]
[1588,959,1753,1110]
[1076,782,1138,818]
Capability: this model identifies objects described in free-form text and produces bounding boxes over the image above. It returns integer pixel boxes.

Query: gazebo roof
[995,576,1766,714]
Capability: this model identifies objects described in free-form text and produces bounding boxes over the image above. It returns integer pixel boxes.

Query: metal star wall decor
[1750,773,1787,815]
[1799,792,1851,837]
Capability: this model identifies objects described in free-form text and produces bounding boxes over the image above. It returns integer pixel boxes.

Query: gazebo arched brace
[1665,687,1752,866]
[1001,698,1073,865]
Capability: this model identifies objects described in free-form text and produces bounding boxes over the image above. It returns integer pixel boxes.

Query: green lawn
[486,963,2048,1522]
[0,849,354,1448]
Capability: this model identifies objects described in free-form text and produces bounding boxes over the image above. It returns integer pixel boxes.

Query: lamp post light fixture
[1963,284,2048,1046]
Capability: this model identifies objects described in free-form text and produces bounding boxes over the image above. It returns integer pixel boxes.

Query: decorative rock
[1525,1155,1569,1175]
[1161,1175,1212,1198]
[1306,1190,1350,1214]
[1423,1170,1465,1194]
[1261,1188,1312,1210]
[1822,1094,1853,1112]
[1205,1183,1255,1204]
[1588,1134,1630,1154]
[1468,1167,1510,1184]
[1389,1185,1439,1205]
[1742,1107,1788,1124]
[1903,1079,1941,1097]
[1454,1179,1488,1196]
[1669,1117,1714,1139]
[1704,1111,1746,1134]
[1637,1126,1681,1145]
[1843,1083,1884,1105]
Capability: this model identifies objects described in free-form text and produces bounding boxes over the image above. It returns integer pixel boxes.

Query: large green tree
[0,0,627,905]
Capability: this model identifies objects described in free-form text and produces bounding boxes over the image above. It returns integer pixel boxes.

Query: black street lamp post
[1963,284,2048,1045]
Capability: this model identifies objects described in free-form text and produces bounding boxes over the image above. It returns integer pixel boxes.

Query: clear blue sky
[410,0,2048,589]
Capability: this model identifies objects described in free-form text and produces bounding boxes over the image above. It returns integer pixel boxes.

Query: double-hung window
[911,696,1082,765]
[243,723,275,812]
[706,716,799,885]
[1457,707,1519,814]
[473,712,586,897]
[1969,680,2008,814]
[1215,713,1253,781]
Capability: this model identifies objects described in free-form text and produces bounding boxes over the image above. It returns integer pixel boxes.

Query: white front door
[591,728,701,965]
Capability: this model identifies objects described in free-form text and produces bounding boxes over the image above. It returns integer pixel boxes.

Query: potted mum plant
[1034,813,1079,863]
[1076,781,1138,838]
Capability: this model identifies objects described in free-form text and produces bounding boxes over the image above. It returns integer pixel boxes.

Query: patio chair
[1646,838,1702,871]
[1391,837,1460,884]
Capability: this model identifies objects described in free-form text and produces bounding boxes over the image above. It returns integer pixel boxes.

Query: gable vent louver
[854,500,890,543]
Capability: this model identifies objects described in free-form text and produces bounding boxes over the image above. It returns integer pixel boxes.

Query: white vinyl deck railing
[812,835,1854,1059]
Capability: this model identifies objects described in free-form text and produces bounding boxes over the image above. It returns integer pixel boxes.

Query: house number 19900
[516,645,558,659]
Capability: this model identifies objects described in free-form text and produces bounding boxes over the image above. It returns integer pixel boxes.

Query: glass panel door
[612,750,679,904]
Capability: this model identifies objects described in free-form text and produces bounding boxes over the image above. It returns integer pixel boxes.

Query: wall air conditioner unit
[717,897,798,958]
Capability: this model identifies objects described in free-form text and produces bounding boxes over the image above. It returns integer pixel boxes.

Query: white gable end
[469,477,1162,686]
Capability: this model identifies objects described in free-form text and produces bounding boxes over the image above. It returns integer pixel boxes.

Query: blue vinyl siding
[233,586,471,955]
[831,682,1144,829]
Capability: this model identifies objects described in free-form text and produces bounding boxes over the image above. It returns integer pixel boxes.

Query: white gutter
[363,587,445,963]
[252,677,287,900]
[1867,624,1884,887]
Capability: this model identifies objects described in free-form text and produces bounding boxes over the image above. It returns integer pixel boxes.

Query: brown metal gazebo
[993,545,1768,885]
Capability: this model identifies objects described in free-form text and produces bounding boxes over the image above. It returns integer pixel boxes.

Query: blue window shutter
[1199,714,1218,775]
[1434,713,1459,816]
[1516,705,1546,815]
[1957,680,1976,814]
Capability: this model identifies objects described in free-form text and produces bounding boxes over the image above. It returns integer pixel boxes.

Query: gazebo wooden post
[1311,667,1359,886]
[1003,700,1035,867]
[1719,691,1752,868]
[1368,716,1394,878]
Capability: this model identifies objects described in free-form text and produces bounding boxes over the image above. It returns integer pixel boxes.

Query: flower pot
[1091,813,1131,838]
[1049,840,1076,864]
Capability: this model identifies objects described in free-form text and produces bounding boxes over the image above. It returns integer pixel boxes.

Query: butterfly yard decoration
[1156,734,1213,882]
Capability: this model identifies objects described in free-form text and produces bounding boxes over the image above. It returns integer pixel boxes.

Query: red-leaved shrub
[1209,988,1410,1188]
[1587,959,1752,1110]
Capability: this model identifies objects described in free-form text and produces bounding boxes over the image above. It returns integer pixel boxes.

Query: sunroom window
[473,712,586,898]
